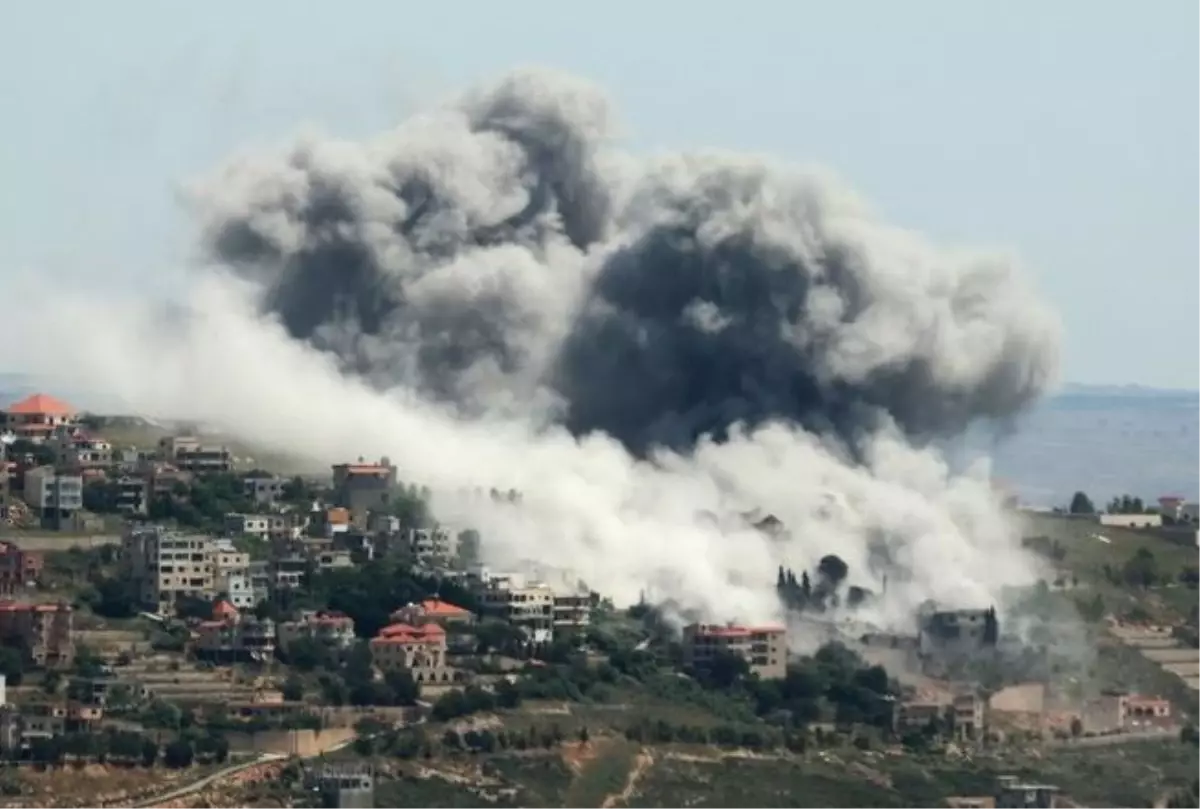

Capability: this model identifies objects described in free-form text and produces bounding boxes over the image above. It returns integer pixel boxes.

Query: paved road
[132,753,286,808]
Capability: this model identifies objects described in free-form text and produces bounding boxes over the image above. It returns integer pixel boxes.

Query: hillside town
[0,392,1196,808]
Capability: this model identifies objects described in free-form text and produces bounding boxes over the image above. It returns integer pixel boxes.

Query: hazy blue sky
[3,1,1196,389]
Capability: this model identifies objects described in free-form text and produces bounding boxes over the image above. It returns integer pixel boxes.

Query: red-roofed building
[192,601,275,662]
[1123,695,1174,730]
[212,599,239,621]
[2,394,77,442]
[331,457,397,520]
[0,542,42,596]
[369,621,453,683]
[391,598,475,628]
[0,600,74,668]
[682,622,787,680]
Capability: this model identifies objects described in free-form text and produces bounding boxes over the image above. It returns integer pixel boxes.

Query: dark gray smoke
[192,68,1058,455]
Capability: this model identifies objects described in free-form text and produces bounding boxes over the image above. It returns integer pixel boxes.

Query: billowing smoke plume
[3,68,1061,632]
[192,69,1056,455]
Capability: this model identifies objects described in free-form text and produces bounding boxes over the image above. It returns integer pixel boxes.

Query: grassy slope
[1023,512,1198,620]
[1020,512,1199,714]
[91,418,322,476]
[361,737,1199,809]
[343,686,1200,809]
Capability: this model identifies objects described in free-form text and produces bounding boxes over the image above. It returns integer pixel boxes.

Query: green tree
[1069,491,1096,514]
[1077,593,1106,622]
[281,675,305,702]
[163,739,195,769]
[1122,548,1159,588]
[82,480,122,514]
[41,670,62,695]
[7,439,55,467]
[73,644,105,678]
[694,649,750,689]
[0,647,24,687]
[386,484,431,529]
[384,669,420,706]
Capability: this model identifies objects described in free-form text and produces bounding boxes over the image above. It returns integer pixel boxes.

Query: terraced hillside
[1022,512,1199,700]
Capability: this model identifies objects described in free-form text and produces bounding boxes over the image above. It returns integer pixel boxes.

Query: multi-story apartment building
[243,475,286,507]
[0,542,42,596]
[22,466,83,524]
[368,622,452,683]
[224,512,304,542]
[313,548,354,572]
[113,447,152,474]
[270,553,307,593]
[681,623,787,680]
[123,525,217,611]
[331,458,397,520]
[478,575,554,644]
[212,538,251,606]
[193,600,276,662]
[248,559,272,591]
[220,571,260,610]
[49,429,112,471]
[407,527,457,568]
[277,610,357,656]
[144,462,192,496]
[216,561,273,611]
[552,590,595,635]
[0,600,74,667]
[114,475,150,516]
[157,436,233,475]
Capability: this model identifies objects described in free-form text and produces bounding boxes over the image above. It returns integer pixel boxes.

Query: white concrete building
[1099,513,1163,529]
[221,572,259,610]
[22,466,83,522]
[243,475,286,507]
[407,527,457,568]
[224,513,271,539]
[477,573,554,644]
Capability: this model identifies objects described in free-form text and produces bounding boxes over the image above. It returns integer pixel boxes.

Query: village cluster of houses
[0,393,1181,767]
[0,393,235,529]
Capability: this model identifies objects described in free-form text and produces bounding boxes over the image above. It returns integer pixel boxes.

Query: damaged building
[918,605,999,667]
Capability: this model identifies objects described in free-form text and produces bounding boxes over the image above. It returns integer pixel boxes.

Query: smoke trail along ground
[1,67,1061,629]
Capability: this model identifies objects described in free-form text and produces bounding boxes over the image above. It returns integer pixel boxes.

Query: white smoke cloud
[0,68,1062,637]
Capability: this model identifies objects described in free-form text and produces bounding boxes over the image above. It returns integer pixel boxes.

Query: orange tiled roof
[5,393,75,416]
[212,599,239,620]
[327,507,350,525]
[420,598,470,616]
[375,622,445,643]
